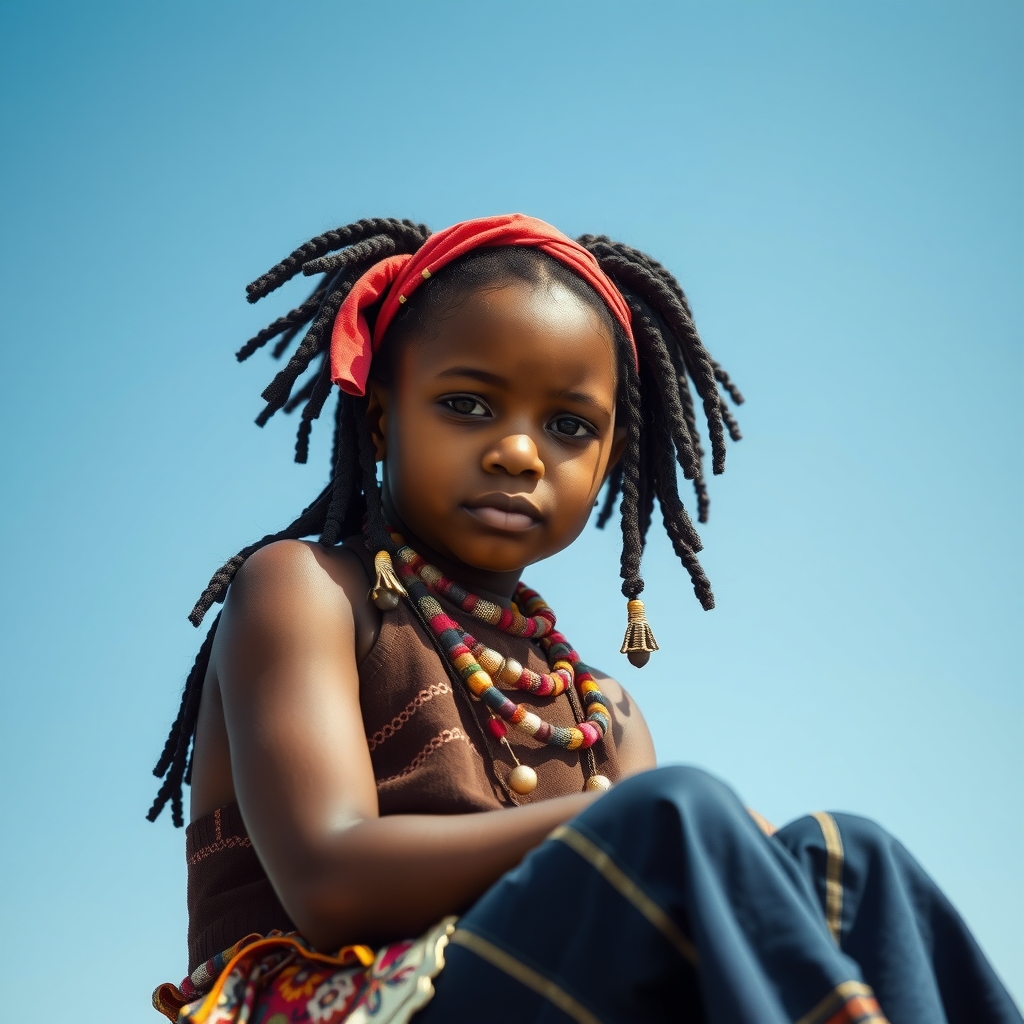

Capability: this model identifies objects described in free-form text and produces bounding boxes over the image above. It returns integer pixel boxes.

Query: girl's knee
[831,813,903,865]
[584,764,744,835]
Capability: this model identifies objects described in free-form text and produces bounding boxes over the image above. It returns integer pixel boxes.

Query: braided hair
[148,217,743,826]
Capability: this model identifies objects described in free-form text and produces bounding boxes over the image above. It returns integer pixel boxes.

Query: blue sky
[0,2,1020,1018]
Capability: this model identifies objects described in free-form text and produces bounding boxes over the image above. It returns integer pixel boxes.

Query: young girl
[150,215,1019,1024]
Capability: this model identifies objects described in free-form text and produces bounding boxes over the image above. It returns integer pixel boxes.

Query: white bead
[585,775,611,792]
[499,658,523,685]
[519,711,542,736]
[509,764,538,795]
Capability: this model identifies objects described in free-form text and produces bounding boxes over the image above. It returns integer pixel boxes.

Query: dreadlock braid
[626,295,700,480]
[150,218,743,824]
[616,353,646,601]
[294,355,335,464]
[255,278,351,426]
[676,373,711,523]
[187,483,333,628]
[235,280,327,363]
[282,362,321,415]
[320,397,360,547]
[354,397,391,554]
[246,218,430,303]
[147,613,220,827]
[301,233,399,277]
[585,244,728,475]
[596,462,623,529]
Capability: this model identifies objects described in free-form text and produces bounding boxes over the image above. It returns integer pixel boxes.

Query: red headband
[329,213,636,396]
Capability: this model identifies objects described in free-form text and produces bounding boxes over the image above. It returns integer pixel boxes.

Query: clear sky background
[0,2,1020,1019]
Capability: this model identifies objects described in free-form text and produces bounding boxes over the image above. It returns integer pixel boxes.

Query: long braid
[294,355,335,464]
[246,218,429,303]
[188,483,332,627]
[235,280,327,363]
[617,352,645,600]
[626,295,700,479]
[596,462,623,529]
[302,234,399,277]
[676,373,710,522]
[147,613,220,826]
[354,398,391,554]
[320,397,361,547]
[255,279,351,427]
[587,244,727,475]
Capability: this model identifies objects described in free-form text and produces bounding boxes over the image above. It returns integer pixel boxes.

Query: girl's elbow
[286,876,367,952]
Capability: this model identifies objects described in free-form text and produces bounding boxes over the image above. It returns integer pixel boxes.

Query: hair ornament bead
[370,550,408,611]
[620,598,659,668]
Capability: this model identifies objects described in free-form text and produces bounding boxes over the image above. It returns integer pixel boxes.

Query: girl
[150,215,1019,1024]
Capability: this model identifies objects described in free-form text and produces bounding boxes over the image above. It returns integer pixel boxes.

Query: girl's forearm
[286,792,599,950]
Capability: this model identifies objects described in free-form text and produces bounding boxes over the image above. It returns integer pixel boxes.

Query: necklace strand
[390,537,612,750]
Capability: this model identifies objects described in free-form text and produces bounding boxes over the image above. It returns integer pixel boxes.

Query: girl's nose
[482,433,545,480]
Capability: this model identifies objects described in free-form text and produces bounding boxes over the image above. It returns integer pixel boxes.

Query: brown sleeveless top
[185,540,622,971]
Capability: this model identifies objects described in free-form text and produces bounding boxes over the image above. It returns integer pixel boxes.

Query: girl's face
[368,278,625,580]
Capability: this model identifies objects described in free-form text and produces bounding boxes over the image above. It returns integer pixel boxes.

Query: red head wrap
[329,213,636,396]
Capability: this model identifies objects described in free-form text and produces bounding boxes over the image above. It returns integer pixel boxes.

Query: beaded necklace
[372,536,613,794]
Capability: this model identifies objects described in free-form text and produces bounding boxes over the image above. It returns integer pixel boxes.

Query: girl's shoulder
[225,539,380,662]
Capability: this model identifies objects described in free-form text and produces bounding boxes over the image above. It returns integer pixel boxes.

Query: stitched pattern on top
[367,681,452,751]
[187,806,254,866]
[378,728,478,786]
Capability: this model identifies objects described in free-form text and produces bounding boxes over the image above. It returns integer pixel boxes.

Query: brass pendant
[370,550,408,611]
[585,774,611,792]
[620,598,659,667]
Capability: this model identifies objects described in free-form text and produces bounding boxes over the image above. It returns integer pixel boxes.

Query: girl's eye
[442,396,489,417]
[549,416,595,439]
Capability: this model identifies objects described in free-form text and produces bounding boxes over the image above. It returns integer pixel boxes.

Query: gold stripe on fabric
[811,811,845,944]
[450,929,604,1024]
[549,824,699,966]
[794,980,882,1024]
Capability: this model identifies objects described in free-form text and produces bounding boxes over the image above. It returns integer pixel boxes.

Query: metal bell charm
[620,598,659,667]
[370,550,408,611]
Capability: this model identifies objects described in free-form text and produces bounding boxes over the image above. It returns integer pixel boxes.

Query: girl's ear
[365,383,390,462]
[605,424,628,481]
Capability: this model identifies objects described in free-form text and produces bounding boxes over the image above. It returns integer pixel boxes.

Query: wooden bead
[626,650,651,668]
[508,764,538,795]
[585,774,611,792]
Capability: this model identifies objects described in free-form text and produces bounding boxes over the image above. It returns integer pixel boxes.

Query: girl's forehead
[404,279,619,380]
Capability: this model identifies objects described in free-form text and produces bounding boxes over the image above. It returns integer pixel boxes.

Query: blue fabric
[414,766,1021,1024]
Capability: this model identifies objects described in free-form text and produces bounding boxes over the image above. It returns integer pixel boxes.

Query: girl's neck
[381,490,522,607]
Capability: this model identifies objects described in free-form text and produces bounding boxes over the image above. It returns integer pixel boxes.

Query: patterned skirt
[153,918,455,1024]
[155,767,1021,1024]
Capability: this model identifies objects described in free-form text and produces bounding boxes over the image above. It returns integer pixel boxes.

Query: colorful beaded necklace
[373,534,613,793]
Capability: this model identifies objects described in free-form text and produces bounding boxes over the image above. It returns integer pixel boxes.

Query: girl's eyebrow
[552,389,611,416]
[436,366,507,387]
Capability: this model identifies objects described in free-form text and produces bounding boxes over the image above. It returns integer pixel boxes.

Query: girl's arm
[204,539,605,952]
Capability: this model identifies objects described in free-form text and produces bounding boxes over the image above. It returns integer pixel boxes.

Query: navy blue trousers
[415,767,1020,1024]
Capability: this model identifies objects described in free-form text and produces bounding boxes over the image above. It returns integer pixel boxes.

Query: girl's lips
[463,505,540,532]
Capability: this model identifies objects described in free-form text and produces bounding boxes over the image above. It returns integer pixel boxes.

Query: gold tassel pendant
[370,550,408,611]
[620,598,659,667]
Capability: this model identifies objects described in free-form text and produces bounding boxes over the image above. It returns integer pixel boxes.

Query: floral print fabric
[154,918,456,1024]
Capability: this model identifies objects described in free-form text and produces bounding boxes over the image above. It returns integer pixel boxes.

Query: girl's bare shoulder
[222,539,379,661]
